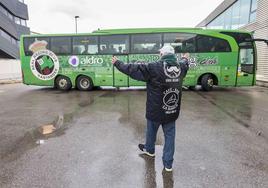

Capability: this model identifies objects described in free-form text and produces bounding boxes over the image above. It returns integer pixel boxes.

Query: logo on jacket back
[163,62,181,83]
[162,88,180,114]
[164,62,181,79]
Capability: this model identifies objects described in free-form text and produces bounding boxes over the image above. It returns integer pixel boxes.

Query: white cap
[159,45,175,55]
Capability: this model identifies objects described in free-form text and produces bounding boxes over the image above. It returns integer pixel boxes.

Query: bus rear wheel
[55,76,72,91]
[76,76,94,91]
[201,74,214,91]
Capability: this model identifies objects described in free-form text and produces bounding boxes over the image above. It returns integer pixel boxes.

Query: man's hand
[112,56,118,64]
[181,53,190,60]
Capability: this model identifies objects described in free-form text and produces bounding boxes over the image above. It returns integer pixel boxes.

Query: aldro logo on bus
[29,40,59,80]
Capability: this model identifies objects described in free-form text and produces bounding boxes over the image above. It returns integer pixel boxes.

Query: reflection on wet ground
[195,87,268,140]
[0,84,268,187]
[1,92,96,163]
[196,92,251,128]
[139,154,174,188]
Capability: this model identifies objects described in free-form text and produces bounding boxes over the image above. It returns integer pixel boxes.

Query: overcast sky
[26,0,223,34]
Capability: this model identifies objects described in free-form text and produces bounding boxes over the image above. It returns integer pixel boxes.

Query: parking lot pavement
[0,84,268,188]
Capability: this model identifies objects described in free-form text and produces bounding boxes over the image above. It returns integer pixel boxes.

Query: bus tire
[201,74,214,91]
[55,76,72,91]
[76,76,94,91]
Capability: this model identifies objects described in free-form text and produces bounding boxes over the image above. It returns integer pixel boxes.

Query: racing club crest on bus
[29,40,59,80]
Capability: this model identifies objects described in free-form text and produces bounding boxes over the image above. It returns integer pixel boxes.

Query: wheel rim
[207,78,214,87]
[59,79,67,88]
[80,78,90,89]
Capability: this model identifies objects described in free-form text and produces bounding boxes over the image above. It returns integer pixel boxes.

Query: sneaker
[138,144,155,157]
[164,167,173,172]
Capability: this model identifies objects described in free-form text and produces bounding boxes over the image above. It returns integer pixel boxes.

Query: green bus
[20,28,257,91]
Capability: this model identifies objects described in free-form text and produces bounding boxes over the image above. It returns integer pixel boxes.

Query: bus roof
[92,27,251,34]
[21,27,251,38]
[92,27,203,34]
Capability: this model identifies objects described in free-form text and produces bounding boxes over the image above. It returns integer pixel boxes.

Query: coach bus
[20,28,257,91]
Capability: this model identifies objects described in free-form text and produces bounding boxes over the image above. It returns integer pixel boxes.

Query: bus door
[99,35,129,87]
[113,55,129,87]
[90,55,113,86]
[236,42,255,86]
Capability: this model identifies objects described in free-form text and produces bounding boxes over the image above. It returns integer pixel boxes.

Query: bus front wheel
[55,76,72,91]
[201,74,214,91]
[76,76,94,91]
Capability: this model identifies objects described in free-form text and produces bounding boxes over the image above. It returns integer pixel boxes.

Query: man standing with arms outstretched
[112,45,189,172]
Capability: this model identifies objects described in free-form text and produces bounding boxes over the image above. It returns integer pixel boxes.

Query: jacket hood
[160,54,177,64]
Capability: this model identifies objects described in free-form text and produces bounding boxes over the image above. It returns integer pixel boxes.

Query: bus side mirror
[246,38,268,45]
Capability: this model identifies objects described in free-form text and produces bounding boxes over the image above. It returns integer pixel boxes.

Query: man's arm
[112,56,151,82]
[180,54,190,78]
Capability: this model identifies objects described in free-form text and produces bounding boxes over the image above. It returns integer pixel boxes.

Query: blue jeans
[145,119,176,168]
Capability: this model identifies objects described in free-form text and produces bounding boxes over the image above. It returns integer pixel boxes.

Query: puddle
[78,99,94,107]
[1,113,74,162]
[99,92,117,98]
[1,96,96,162]
[139,154,174,188]
[35,114,67,138]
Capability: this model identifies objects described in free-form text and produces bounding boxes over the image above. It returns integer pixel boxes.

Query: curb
[0,79,22,85]
[256,80,268,88]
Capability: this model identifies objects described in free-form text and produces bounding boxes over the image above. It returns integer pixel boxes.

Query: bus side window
[73,36,98,55]
[99,35,129,54]
[23,37,50,56]
[131,34,162,54]
[50,37,71,55]
[73,46,83,54]
[163,33,197,53]
[182,38,196,53]
[196,35,231,53]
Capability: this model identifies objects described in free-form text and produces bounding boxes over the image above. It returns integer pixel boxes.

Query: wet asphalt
[0,84,268,188]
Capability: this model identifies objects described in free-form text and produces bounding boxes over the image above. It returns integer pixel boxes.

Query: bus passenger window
[163,33,197,53]
[99,35,129,54]
[50,37,71,55]
[131,34,162,54]
[73,46,83,54]
[73,36,98,54]
[196,35,231,52]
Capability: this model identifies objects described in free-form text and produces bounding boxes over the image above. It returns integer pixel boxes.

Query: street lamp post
[75,16,80,33]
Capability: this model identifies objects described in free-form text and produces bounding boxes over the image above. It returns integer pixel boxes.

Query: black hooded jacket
[114,54,189,124]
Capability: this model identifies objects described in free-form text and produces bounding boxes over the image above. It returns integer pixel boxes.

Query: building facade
[0,0,30,59]
[197,0,268,83]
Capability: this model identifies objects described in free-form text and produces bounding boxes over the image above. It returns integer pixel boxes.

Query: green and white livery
[20,28,257,91]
